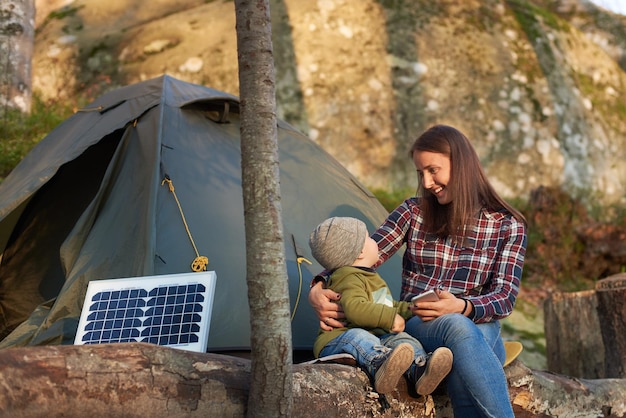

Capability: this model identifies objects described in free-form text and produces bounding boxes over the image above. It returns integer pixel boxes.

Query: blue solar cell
[130,289,146,298]
[83,330,102,341]
[86,320,103,331]
[146,306,164,316]
[128,299,144,308]
[123,318,141,328]
[87,311,105,321]
[121,328,139,339]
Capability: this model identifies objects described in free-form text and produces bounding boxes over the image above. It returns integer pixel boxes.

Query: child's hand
[391,314,405,333]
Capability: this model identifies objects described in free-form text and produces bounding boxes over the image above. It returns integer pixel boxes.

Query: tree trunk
[234,0,293,416]
[595,273,626,378]
[0,0,34,113]
[269,0,309,133]
[0,343,625,418]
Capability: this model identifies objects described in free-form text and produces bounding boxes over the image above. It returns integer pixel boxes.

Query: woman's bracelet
[461,298,469,316]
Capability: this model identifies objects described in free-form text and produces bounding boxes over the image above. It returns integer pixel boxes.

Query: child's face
[356,236,379,267]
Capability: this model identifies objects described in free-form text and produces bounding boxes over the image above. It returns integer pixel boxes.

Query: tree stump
[543,289,604,378]
[544,273,626,379]
[596,273,626,378]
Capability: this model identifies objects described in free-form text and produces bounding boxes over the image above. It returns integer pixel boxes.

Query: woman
[309,124,527,417]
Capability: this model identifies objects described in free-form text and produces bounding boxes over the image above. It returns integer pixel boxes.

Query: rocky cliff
[33,0,626,205]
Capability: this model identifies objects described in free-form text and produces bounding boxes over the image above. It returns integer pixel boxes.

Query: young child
[308,216,453,395]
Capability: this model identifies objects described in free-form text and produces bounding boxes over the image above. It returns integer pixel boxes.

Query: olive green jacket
[313,266,413,358]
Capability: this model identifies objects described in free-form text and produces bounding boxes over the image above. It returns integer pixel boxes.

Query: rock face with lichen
[32,0,626,205]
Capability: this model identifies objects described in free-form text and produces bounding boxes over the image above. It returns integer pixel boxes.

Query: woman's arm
[372,199,415,267]
[308,280,345,331]
[469,218,527,323]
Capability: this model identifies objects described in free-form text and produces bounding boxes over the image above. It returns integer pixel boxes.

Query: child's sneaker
[374,343,415,394]
[415,347,453,395]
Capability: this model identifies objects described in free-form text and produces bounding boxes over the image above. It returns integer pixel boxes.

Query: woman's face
[413,150,452,205]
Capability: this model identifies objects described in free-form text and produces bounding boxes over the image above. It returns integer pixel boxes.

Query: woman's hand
[308,281,346,331]
[410,290,470,321]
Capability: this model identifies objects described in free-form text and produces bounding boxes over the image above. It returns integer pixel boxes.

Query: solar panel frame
[74,271,217,353]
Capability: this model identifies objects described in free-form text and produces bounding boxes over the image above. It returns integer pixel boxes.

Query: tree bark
[269,0,309,133]
[543,289,605,378]
[595,273,626,378]
[544,273,626,379]
[506,360,626,418]
[0,0,34,113]
[234,0,293,416]
[0,343,625,418]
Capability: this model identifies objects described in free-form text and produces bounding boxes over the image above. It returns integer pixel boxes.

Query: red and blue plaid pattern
[372,198,527,324]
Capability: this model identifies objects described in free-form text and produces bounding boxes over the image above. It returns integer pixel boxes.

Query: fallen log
[0,343,624,417]
[507,360,626,417]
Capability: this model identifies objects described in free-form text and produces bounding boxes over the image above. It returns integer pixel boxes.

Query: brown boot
[374,343,415,394]
[415,347,453,395]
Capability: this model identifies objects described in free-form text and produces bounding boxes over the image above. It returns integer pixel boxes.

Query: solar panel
[74,271,217,353]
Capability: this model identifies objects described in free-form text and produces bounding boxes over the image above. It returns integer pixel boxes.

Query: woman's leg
[405,314,514,418]
[478,321,506,364]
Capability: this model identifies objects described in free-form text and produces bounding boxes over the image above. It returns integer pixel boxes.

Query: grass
[0,95,76,181]
[371,187,415,213]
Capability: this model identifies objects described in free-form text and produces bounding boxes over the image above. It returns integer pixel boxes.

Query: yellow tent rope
[291,256,312,321]
[161,176,208,272]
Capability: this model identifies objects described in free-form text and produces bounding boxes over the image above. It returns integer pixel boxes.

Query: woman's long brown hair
[410,124,526,238]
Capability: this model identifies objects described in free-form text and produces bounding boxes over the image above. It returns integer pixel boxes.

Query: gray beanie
[309,217,368,271]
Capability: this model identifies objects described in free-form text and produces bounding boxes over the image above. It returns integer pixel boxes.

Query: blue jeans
[405,314,514,418]
[319,328,428,380]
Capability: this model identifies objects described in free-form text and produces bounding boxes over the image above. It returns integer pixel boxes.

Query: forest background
[2,0,626,371]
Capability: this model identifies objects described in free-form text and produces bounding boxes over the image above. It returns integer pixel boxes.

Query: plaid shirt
[372,198,527,324]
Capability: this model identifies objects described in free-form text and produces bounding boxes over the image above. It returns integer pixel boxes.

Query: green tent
[0,75,402,353]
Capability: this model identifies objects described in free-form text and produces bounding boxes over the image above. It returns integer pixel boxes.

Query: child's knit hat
[309,217,367,271]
